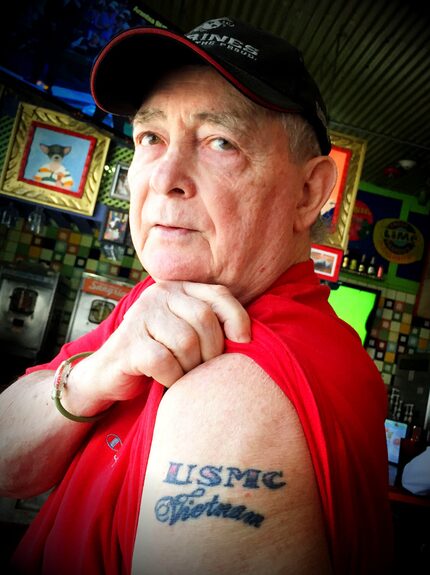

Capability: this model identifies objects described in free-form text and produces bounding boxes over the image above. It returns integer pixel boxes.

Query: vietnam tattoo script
[155,487,264,528]
[154,462,287,529]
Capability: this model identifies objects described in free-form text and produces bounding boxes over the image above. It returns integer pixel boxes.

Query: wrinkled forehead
[133,64,279,126]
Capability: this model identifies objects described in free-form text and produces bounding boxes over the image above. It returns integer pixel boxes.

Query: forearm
[0,369,99,498]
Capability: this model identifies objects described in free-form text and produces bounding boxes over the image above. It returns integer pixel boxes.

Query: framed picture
[110,162,131,201]
[311,243,343,281]
[100,208,129,245]
[321,131,367,250]
[0,102,110,216]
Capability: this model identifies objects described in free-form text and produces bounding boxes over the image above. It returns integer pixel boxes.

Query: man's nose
[148,145,196,198]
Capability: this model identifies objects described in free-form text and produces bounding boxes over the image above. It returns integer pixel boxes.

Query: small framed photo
[311,244,343,281]
[100,208,129,245]
[110,162,131,201]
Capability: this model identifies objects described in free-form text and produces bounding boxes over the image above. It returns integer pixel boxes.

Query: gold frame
[0,102,110,216]
[322,131,367,250]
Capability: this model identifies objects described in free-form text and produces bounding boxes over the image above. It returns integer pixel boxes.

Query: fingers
[114,280,252,391]
[145,306,205,372]
[180,282,251,343]
[165,290,225,363]
[138,337,185,387]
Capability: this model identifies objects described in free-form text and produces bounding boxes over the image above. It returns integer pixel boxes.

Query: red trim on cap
[91,26,295,115]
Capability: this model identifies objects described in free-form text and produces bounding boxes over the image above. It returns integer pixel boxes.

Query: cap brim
[90,27,303,118]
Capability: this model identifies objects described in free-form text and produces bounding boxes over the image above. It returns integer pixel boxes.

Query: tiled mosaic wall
[338,273,430,386]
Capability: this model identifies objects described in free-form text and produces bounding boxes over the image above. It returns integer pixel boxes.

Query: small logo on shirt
[106,433,122,463]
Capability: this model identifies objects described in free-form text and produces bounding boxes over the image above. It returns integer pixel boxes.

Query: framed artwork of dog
[0,102,110,216]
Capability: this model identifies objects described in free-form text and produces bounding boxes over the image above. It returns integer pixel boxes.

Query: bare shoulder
[132,353,332,575]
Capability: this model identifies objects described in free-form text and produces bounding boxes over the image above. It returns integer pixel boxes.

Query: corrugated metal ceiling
[141,0,430,204]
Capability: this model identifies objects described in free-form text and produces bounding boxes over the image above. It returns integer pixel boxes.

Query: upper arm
[132,353,332,575]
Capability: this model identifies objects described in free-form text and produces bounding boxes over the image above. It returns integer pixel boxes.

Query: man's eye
[138,132,161,146]
[210,137,235,151]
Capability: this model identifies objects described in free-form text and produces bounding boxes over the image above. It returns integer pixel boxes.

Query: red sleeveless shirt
[12,261,393,574]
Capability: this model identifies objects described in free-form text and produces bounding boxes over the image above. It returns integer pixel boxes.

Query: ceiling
[140,0,430,204]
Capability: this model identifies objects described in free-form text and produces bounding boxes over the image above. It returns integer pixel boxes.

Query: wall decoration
[0,102,110,216]
[322,131,367,250]
[311,243,343,281]
[109,162,131,201]
[100,207,129,245]
[373,219,424,264]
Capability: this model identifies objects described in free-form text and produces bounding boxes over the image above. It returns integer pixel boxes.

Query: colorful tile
[382,309,393,320]
[69,232,81,245]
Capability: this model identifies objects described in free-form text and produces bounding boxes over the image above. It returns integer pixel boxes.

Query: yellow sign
[373,219,424,264]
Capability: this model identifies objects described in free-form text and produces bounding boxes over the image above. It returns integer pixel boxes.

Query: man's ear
[294,155,338,233]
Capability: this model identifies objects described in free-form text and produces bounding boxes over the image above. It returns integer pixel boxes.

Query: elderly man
[1,18,392,575]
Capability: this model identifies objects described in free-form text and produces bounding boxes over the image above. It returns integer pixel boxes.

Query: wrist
[52,353,113,423]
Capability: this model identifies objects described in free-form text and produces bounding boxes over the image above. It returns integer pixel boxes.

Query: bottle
[349,253,358,271]
[358,254,366,274]
[367,256,376,276]
[377,265,384,279]
[342,250,350,269]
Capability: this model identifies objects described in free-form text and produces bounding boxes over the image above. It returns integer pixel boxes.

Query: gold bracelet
[51,352,111,423]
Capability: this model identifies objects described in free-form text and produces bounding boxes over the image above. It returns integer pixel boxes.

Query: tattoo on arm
[154,461,286,529]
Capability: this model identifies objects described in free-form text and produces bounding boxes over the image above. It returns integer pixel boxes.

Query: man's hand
[71,281,251,407]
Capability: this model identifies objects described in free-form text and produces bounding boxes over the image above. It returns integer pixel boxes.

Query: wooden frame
[0,102,110,216]
[311,243,343,281]
[321,131,367,250]
[109,162,131,201]
[100,207,129,245]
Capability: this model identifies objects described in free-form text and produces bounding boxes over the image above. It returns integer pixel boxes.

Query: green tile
[45,226,58,239]
[40,248,53,261]
[1,252,15,262]
[85,259,98,272]
[80,234,93,247]
[132,257,143,270]
[122,256,134,268]
[55,240,67,253]
[97,261,110,274]
[61,265,75,277]
[63,254,76,266]
[378,329,389,340]
[77,246,90,258]
[8,230,20,242]
[16,244,29,256]
[20,232,32,244]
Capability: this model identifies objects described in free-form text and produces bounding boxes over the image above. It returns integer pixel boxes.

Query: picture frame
[100,207,129,245]
[0,102,110,216]
[321,131,367,250]
[109,162,131,201]
[311,243,343,281]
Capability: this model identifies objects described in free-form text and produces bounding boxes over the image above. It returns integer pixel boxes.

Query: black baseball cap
[91,17,331,154]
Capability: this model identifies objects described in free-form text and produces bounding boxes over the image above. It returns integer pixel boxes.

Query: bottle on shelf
[349,253,358,271]
[367,256,376,276]
[342,250,350,269]
[358,254,367,274]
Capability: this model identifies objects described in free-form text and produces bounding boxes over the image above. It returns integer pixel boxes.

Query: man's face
[128,66,308,302]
